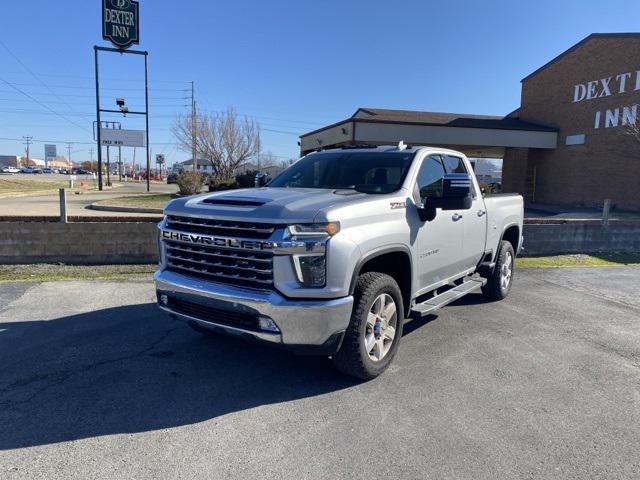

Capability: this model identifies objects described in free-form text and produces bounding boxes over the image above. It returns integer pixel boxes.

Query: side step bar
[411,277,487,317]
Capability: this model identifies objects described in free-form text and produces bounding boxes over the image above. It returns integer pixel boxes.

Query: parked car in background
[42,168,52,174]
[167,172,179,184]
[1,166,20,173]
[32,168,43,174]
[73,168,89,175]
[20,167,34,174]
[58,169,68,174]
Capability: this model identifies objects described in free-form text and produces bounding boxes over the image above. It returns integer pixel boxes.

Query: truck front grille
[166,215,276,239]
[164,240,273,290]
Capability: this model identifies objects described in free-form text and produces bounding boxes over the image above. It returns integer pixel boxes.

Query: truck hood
[164,187,371,223]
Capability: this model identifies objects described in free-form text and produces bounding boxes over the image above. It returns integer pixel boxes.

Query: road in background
[0,267,638,479]
[0,173,177,217]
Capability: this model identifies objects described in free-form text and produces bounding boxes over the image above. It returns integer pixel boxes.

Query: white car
[1,166,20,173]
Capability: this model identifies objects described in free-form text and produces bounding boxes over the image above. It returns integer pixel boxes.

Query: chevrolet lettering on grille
[161,230,274,251]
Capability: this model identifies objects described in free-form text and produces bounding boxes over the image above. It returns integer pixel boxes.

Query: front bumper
[154,270,354,355]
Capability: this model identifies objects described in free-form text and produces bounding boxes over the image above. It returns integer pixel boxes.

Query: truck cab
[155,145,523,379]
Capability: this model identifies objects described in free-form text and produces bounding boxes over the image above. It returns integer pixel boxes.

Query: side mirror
[418,173,473,221]
[254,172,270,188]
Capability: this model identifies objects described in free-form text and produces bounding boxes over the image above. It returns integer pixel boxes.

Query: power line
[0,39,80,116]
[0,76,92,133]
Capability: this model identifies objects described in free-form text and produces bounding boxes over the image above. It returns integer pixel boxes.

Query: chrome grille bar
[166,215,276,238]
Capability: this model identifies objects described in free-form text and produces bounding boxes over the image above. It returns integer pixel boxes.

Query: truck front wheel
[482,240,515,301]
[332,272,404,380]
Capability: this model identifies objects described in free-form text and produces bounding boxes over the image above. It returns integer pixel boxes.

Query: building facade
[503,33,640,209]
[300,33,640,210]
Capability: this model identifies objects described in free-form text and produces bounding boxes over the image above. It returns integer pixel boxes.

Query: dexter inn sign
[573,70,640,129]
[102,0,139,50]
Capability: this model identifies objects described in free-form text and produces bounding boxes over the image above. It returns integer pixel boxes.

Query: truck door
[413,154,466,290]
[442,155,487,270]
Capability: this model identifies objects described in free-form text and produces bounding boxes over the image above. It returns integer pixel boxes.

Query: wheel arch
[501,223,521,255]
[350,245,413,317]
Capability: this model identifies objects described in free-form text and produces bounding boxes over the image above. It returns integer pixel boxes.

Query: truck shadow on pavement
[0,303,365,450]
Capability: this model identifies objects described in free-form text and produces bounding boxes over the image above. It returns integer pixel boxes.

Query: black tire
[332,272,404,380]
[187,320,218,337]
[482,240,515,301]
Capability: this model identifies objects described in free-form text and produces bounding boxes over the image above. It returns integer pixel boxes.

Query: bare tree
[626,121,640,143]
[173,107,261,182]
[279,158,296,169]
[621,121,640,161]
[258,151,277,170]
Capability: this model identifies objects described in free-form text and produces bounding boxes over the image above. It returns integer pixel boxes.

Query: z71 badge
[390,202,406,210]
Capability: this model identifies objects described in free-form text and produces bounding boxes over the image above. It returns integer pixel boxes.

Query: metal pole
[144,52,150,193]
[94,47,103,191]
[59,188,67,223]
[106,146,111,186]
[192,81,197,172]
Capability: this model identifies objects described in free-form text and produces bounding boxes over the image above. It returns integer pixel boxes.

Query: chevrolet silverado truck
[155,145,523,379]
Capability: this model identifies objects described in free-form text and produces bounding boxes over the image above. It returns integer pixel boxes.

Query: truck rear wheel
[482,240,515,301]
[332,272,404,380]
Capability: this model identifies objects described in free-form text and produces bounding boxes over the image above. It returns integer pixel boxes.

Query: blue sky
[0,0,638,166]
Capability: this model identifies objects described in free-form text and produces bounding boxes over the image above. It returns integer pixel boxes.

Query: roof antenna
[397,140,407,151]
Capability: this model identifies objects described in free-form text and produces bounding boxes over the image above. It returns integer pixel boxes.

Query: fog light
[293,255,326,287]
[160,294,168,305]
[258,316,280,333]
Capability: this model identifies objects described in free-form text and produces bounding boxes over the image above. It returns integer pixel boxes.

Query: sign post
[44,144,56,168]
[95,0,148,191]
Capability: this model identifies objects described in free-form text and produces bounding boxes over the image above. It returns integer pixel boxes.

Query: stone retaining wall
[0,219,638,264]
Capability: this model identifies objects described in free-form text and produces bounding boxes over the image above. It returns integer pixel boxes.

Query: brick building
[300,33,640,210]
[503,33,640,209]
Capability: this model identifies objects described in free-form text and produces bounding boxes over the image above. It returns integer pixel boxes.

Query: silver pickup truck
[155,145,523,379]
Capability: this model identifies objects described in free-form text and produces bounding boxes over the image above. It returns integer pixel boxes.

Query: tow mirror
[418,173,473,221]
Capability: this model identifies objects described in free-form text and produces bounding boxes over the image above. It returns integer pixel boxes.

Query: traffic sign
[102,0,139,50]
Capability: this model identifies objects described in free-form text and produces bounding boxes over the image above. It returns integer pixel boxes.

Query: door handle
[452,213,463,221]
[477,210,486,217]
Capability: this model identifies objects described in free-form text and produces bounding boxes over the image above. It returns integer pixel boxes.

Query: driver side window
[416,154,446,200]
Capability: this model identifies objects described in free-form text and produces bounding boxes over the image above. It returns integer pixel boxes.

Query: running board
[411,277,487,317]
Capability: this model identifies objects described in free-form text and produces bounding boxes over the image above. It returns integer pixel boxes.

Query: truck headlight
[292,255,326,287]
[287,222,339,237]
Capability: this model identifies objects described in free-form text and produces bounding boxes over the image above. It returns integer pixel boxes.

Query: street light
[116,97,128,116]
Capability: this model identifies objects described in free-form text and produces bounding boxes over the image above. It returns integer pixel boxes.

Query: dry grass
[517,253,640,268]
[0,264,156,282]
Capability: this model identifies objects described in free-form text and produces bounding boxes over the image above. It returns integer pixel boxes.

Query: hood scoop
[201,196,268,207]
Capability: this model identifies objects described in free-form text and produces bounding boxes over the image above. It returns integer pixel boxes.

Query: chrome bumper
[154,270,353,354]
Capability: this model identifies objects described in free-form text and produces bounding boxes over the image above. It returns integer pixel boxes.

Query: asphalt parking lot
[0,267,638,479]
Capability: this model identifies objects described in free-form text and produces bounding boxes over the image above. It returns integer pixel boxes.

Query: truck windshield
[269,151,416,194]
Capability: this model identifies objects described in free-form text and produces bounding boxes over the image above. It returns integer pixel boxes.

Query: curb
[88,203,164,214]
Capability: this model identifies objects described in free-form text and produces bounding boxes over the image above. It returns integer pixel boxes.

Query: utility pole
[191,81,197,172]
[66,142,73,173]
[22,136,33,167]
